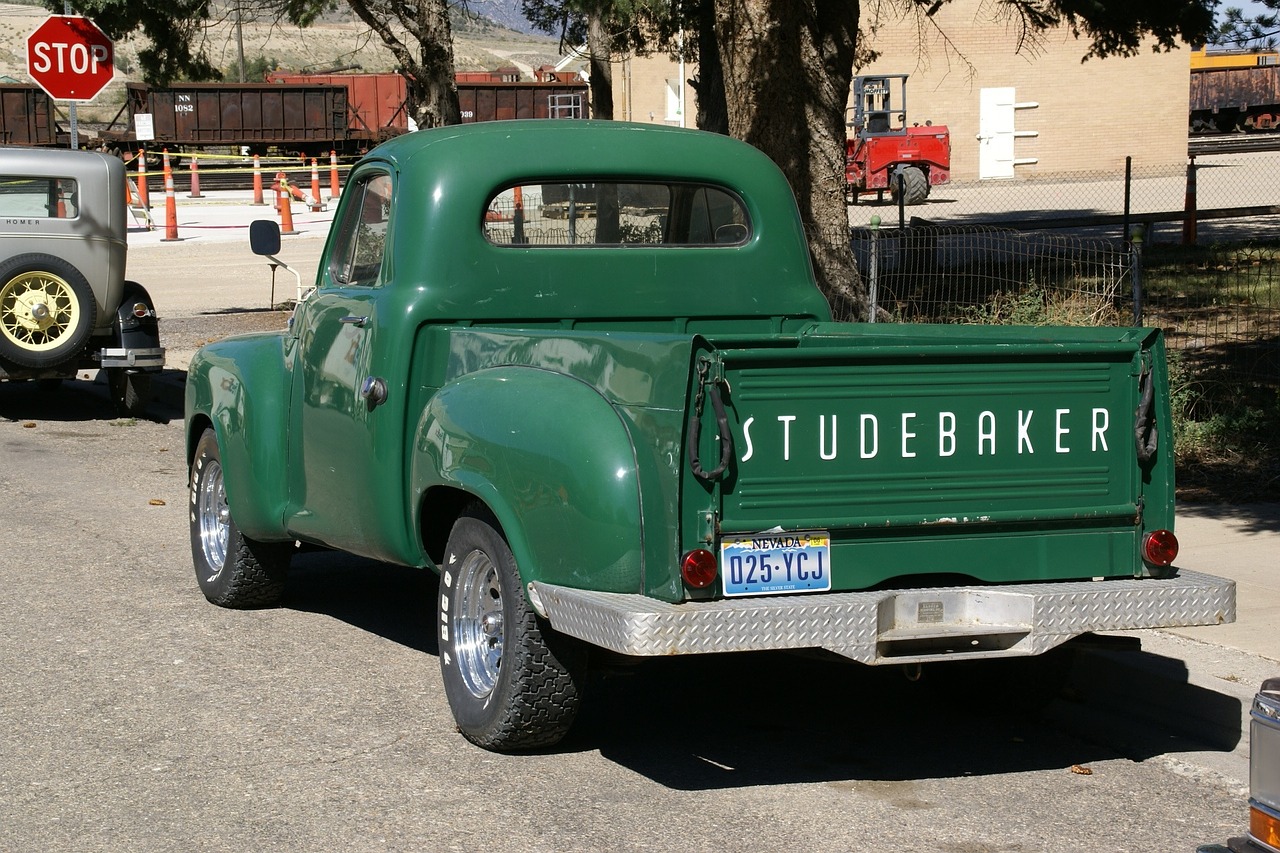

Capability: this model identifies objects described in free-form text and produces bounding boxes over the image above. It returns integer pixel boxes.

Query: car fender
[114,280,162,354]
[184,334,292,541]
[413,366,645,594]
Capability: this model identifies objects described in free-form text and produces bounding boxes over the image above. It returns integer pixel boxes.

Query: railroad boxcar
[101,82,363,157]
[1190,65,1280,133]
[457,79,589,122]
[0,85,57,147]
[267,71,590,126]
[265,72,410,138]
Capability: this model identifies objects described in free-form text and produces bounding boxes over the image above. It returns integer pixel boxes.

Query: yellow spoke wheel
[0,254,96,369]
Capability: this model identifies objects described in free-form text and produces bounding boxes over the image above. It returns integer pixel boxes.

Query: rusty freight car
[0,85,57,146]
[457,79,589,122]
[1190,65,1280,133]
[265,71,410,139]
[267,71,589,127]
[100,82,365,157]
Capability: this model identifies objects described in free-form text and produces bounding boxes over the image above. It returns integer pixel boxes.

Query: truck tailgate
[694,324,1172,590]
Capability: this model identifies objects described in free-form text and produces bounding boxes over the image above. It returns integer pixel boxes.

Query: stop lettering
[26,15,114,101]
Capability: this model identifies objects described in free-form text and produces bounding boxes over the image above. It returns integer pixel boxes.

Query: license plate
[719,530,831,597]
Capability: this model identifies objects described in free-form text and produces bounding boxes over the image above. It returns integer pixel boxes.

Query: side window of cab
[328,172,392,287]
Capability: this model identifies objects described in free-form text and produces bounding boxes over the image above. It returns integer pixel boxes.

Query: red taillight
[1142,529,1179,567]
[131,302,150,318]
[681,549,718,589]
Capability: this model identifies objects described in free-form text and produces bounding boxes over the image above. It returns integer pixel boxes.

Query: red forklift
[846,74,951,205]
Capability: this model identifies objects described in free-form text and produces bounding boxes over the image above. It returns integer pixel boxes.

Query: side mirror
[249,219,282,256]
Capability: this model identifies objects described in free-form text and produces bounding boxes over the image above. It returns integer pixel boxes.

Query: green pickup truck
[185,120,1235,752]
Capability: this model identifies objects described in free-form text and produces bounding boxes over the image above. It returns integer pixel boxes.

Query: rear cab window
[483,181,750,247]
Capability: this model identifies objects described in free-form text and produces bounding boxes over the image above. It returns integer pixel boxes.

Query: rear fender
[114,280,162,354]
[412,366,644,595]
[184,335,292,541]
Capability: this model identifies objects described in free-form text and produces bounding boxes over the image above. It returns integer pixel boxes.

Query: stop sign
[27,15,114,101]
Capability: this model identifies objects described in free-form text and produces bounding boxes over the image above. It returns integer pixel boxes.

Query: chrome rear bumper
[529,570,1236,666]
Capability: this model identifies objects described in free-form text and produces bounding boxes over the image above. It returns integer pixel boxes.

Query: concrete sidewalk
[126,187,335,246]
[1170,502,1279,662]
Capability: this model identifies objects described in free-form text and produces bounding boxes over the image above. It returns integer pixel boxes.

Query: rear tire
[438,504,585,751]
[0,254,97,368]
[891,166,930,206]
[189,427,290,608]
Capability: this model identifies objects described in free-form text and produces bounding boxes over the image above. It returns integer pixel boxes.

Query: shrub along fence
[846,222,1278,391]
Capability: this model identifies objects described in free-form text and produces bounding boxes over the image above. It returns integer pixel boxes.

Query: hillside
[0,0,565,121]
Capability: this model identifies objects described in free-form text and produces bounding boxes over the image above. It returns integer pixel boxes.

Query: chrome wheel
[194,456,230,574]
[453,548,505,699]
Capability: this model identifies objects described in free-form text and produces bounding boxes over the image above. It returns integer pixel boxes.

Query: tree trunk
[408,0,461,128]
[692,0,728,135]
[713,0,865,320]
[587,14,615,120]
[344,0,461,129]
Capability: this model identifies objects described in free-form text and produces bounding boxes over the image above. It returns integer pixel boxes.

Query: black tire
[108,368,151,417]
[0,254,98,368]
[188,428,290,608]
[438,504,585,751]
[891,166,930,206]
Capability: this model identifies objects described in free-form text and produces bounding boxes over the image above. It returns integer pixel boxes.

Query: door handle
[340,315,368,327]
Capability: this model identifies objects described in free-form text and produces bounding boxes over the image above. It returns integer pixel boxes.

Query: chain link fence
[846,150,1280,245]
[841,146,1280,393]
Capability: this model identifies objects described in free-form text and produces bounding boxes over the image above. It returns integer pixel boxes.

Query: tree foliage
[47,0,221,83]
[1212,1,1280,48]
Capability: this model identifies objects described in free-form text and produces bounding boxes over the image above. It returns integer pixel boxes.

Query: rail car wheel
[891,166,930,206]
[0,254,96,369]
[438,504,586,751]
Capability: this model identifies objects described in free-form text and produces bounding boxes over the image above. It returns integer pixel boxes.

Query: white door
[978,87,1016,179]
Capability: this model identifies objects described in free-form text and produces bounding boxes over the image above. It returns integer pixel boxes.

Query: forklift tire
[891,167,929,206]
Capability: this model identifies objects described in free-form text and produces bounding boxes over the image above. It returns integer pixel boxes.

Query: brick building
[609,2,1190,182]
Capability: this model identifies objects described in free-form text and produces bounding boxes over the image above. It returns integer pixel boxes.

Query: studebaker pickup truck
[185,120,1235,752]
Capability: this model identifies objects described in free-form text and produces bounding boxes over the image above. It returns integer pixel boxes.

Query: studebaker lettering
[741,406,1112,462]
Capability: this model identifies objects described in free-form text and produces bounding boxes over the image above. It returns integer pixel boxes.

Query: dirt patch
[161,309,292,368]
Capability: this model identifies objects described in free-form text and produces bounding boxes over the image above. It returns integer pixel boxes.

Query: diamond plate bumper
[529,570,1236,665]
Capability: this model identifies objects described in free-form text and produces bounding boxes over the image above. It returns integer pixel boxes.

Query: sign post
[26,14,115,149]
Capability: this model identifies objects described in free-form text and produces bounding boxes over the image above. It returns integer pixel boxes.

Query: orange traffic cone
[136,150,150,209]
[161,150,181,242]
[329,150,340,199]
[252,155,265,205]
[277,173,297,236]
[188,157,202,198]
[310,159,323,211]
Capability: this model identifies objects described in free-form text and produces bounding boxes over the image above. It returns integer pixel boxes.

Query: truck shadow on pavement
[282,550,1243,790]
[0,371,183,424]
